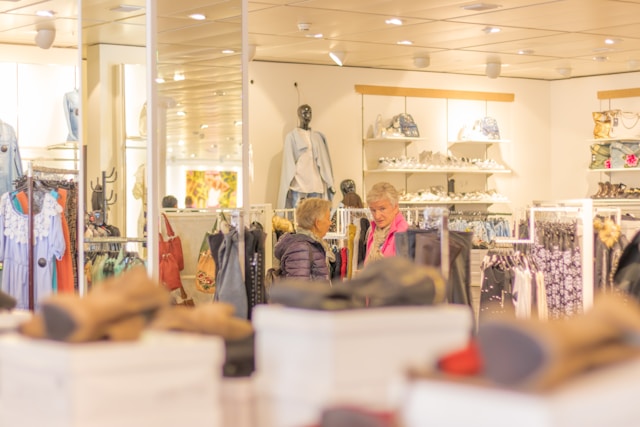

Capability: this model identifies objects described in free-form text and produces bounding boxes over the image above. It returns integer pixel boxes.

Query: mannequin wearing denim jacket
[0,121,23,197]
[277,105,335,208]
[63,89,80,141]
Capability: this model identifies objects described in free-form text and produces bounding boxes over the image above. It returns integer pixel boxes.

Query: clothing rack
[498,199,597,311]
[19,163,79,310]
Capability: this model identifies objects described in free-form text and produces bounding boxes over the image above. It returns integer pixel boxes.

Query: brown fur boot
[150,302,253,340]
[39,267,171,342]
[478,293,640,391]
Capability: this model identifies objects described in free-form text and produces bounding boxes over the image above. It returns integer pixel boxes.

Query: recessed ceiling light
[397,40,413,45]
[385,18,403,25]
[593,56,609,62]
[36,10,56,17]
[234,120,242,127]
[517,49,534,55]
[177,111,186,117]
[305,33,323,38]
[462,3,501,12]
[109,4,144,13]
[482,26,501,34]
[605,38,623,45]
[221,49,235,54]
[200,124,209,129]
[178,140,185,146]
[155,77,165,84]
[173,72,185,81]
[189,13,206,20]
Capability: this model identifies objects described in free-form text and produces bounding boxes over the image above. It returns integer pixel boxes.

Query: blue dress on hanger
[0,192,65,309]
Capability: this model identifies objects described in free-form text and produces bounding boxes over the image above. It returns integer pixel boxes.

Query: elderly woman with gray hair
[274,198,335,281]
[365,182,409,265]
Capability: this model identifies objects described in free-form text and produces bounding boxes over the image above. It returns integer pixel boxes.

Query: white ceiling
[2,0,640,160]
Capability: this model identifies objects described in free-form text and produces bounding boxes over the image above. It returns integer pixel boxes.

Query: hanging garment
[63,89,80,141]
[0,121,23,197]
[215,228,248,319]
[55,188,74,293]
[0,191,64,309]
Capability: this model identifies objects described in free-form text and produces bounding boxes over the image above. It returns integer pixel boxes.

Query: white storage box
[253,304,472,402]
[0,331,225,427]
[401,357,640,427]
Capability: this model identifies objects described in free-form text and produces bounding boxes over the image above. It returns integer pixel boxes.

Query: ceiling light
[200,124,209,129]
[605,38,623,45]
[305,33,323,38]
[177,111,186,117]
[593,56,609,62]
[486,61,501,79]
[34,28,56,49]
[234,120,242,127]
[36,10,56,17]
[556,67,572,77]
[213,90,226,96]
[413,56,430,68]
[518,49,534,55]
[155,77,165,84]
[385,18,403,25]
[397,40,413,45]
[221,49,235,54]
[189,13,206,20]
[173,72,185,81]
[462,3,501,12]
[178,140,185,146]
[297,22,311,31]
[329,51,345,66]
[482,26,501,34]
[109,4,144,12]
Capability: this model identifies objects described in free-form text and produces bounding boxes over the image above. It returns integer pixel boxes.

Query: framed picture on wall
[186,170,237,208]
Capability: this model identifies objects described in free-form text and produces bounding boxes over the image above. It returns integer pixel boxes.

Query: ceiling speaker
[35,28,56,49]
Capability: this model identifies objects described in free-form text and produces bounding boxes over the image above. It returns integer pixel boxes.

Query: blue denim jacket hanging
[0,121,23,197]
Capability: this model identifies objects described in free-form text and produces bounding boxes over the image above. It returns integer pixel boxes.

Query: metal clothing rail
[497,199,598,311]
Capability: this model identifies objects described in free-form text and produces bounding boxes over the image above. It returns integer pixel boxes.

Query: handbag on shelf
[592,111,619,139]
[159,213,184,291]
[589,143,611,169]
[387,113,420,138]
[610,141,640,168]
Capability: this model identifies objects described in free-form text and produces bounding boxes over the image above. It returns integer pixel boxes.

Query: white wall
[248,61,551,214]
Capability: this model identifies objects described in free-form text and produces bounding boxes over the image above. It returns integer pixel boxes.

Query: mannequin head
[340,179,356,197]
[297,104,312,130]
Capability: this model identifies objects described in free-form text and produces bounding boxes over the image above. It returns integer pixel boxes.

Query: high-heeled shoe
[591,182,605,199]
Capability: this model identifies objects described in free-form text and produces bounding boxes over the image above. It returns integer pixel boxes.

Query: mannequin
[339,179,363,208]
[277,104,335,209]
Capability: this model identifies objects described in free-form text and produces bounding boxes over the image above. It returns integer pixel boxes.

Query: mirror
[81,0,244,290]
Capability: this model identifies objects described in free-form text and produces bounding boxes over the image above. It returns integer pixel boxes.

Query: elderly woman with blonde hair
[365,182,409,265]
[274,198,335,281]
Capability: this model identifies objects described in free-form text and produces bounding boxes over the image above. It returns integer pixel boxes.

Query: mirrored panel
[81,0,244,291]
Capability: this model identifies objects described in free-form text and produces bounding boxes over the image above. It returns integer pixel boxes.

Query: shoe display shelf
[358,86,513,211]
[252,304,473,427]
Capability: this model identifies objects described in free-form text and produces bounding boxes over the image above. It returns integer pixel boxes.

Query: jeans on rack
[285,190,323,208]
